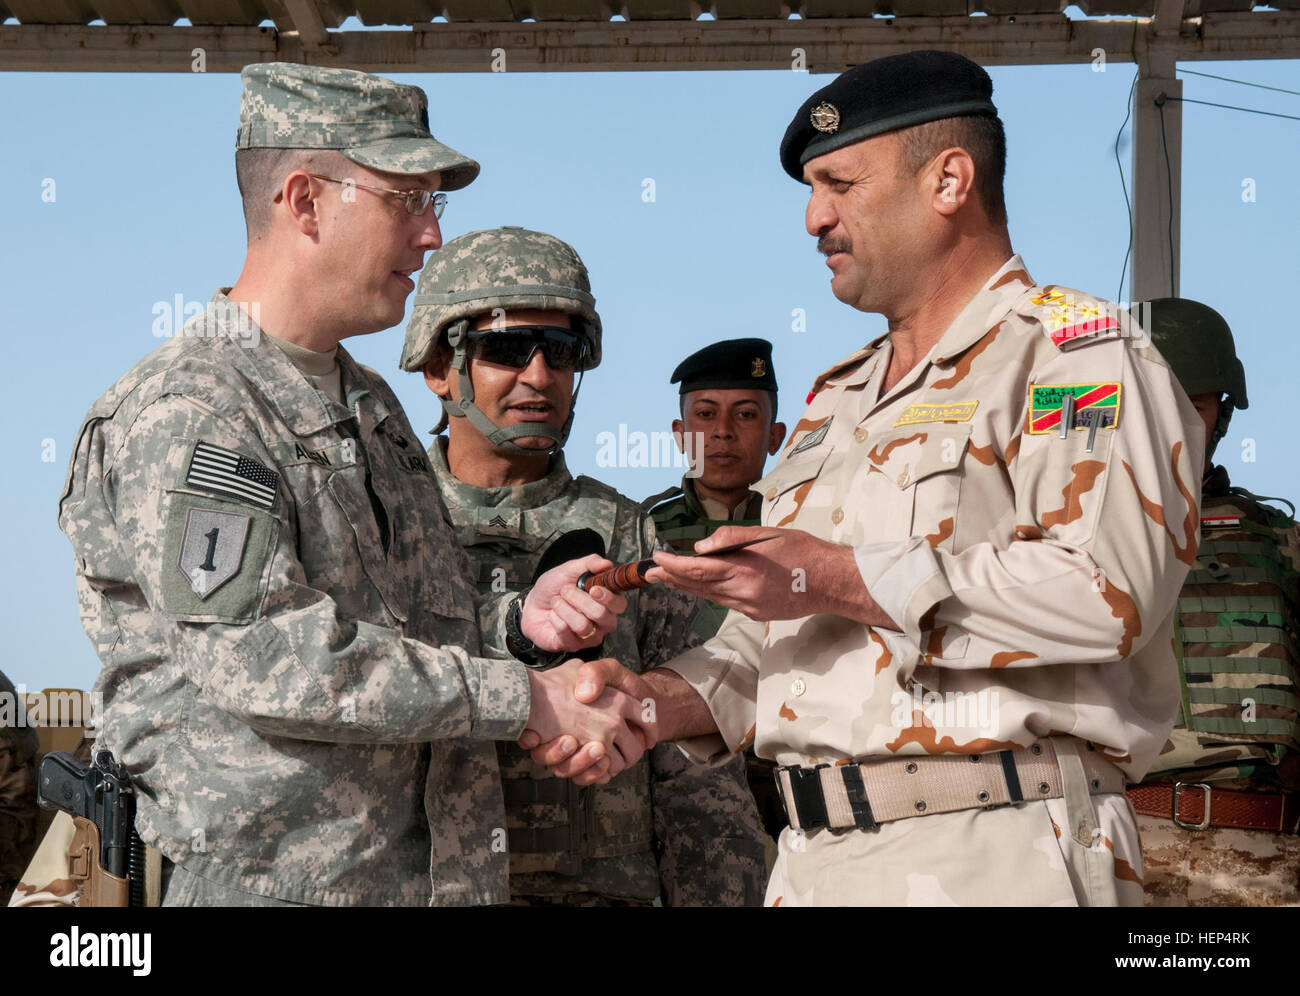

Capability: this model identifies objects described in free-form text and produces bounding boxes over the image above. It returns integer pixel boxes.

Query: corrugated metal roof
[3,0,1296,26]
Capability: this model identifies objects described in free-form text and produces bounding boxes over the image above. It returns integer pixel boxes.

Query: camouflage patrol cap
[401,226,602,372]
[1140,297,1248,409]
[238,62,479,190]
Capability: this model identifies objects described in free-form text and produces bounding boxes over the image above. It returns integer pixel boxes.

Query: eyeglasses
[275,173,447,218]
[466,326,587,371]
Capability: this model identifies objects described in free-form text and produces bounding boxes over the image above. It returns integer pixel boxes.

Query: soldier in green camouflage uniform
[1128,298,1300,905]
[401,226,767,905]
[643,339,788,841]
[643,339,786,584]
[0,669,39,904]
[646,479,763,641]
[52,65,638,907]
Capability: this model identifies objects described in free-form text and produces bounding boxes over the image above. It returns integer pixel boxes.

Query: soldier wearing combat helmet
[401,226,767,906]
[1128,297,1300,905]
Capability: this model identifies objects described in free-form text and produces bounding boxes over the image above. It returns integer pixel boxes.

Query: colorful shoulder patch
[185,440,280,510]
[1030,288,1124,349]
[1028,383,1122,435]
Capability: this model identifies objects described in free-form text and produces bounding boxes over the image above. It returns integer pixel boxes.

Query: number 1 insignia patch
[177,507,251,599]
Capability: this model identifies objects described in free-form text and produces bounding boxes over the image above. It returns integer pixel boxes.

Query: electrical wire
[1156,96,1177,298]
[1114,69,1139,304]
[1161,95,1300,123]
[1177,68,1300,98]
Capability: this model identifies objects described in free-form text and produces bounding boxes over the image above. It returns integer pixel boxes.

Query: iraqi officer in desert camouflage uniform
[399,226,767,906]
[53,65,643,907]
[1125,298,1300,905]
[527,50,1204,906]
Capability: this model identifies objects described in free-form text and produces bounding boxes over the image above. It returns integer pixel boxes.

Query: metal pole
[1130,49,1183,302]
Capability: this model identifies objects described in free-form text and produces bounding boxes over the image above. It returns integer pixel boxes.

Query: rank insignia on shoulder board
[1030,289,1123,348]
[186,440,279,509]
[1028,383,1121,435]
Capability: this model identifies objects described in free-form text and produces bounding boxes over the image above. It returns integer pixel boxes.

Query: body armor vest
[1151,480,1300,789]
[433,447,660,897]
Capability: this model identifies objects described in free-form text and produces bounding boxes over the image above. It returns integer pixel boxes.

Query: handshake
[511,549,675,787]
[520,658,661,786]
[510,524,808,785]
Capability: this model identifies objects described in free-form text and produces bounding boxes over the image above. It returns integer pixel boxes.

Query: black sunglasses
[465,326,587,371]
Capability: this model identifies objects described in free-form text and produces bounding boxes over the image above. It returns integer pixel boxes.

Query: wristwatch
[505,587,566,671]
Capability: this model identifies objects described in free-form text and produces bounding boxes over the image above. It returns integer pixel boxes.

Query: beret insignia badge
[752,358,766,377]
[810,102,840,133]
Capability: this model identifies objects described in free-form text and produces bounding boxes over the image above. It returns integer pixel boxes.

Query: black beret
[672,338,777,395]
[780,50,998,183]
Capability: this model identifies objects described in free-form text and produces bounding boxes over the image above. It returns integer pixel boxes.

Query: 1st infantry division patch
[177,507,252,599]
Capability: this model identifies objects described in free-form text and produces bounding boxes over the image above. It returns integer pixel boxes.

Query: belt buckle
[1172,781,1212,830]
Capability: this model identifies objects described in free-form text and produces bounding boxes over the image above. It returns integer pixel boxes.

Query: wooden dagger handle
[577,558,655,593]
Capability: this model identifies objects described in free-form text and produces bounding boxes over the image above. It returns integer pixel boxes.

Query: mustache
[818,235,852,256]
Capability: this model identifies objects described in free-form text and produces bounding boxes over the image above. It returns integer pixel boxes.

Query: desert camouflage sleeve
[660,601,766,764]
[637,547,767,906]
[61,395,530,744]
[855,334,1203,686]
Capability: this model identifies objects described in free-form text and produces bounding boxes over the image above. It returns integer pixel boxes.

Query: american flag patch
[186,441,279,510]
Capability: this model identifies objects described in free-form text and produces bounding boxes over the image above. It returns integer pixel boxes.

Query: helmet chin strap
[1205,400,1234,464]
[439,320,585,455]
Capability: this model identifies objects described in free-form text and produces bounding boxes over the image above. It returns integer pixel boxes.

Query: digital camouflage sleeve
[56,299,529,905]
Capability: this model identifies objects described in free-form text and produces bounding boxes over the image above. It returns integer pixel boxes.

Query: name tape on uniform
[894,401,979,426]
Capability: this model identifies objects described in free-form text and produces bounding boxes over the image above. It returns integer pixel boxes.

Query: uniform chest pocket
[281,433,475,628]
[271,456,410,627]
[756,446,833,530]
[860,423,972,547]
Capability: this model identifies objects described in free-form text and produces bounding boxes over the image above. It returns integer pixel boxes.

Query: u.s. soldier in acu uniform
[528,50,1204,906]
[1126,298,1300,905]
[399,226,767,906]
[53,65,642,907]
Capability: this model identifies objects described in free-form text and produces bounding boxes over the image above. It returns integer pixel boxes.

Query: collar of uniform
[1203,463,1231,498]
[212,290,359,436]
[427,435,573,511]
[682,477,761,522]
[810,337,887,395]
[930,254,1035,365]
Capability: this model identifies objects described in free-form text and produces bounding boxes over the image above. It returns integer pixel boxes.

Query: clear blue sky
[2,54,1296,694]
